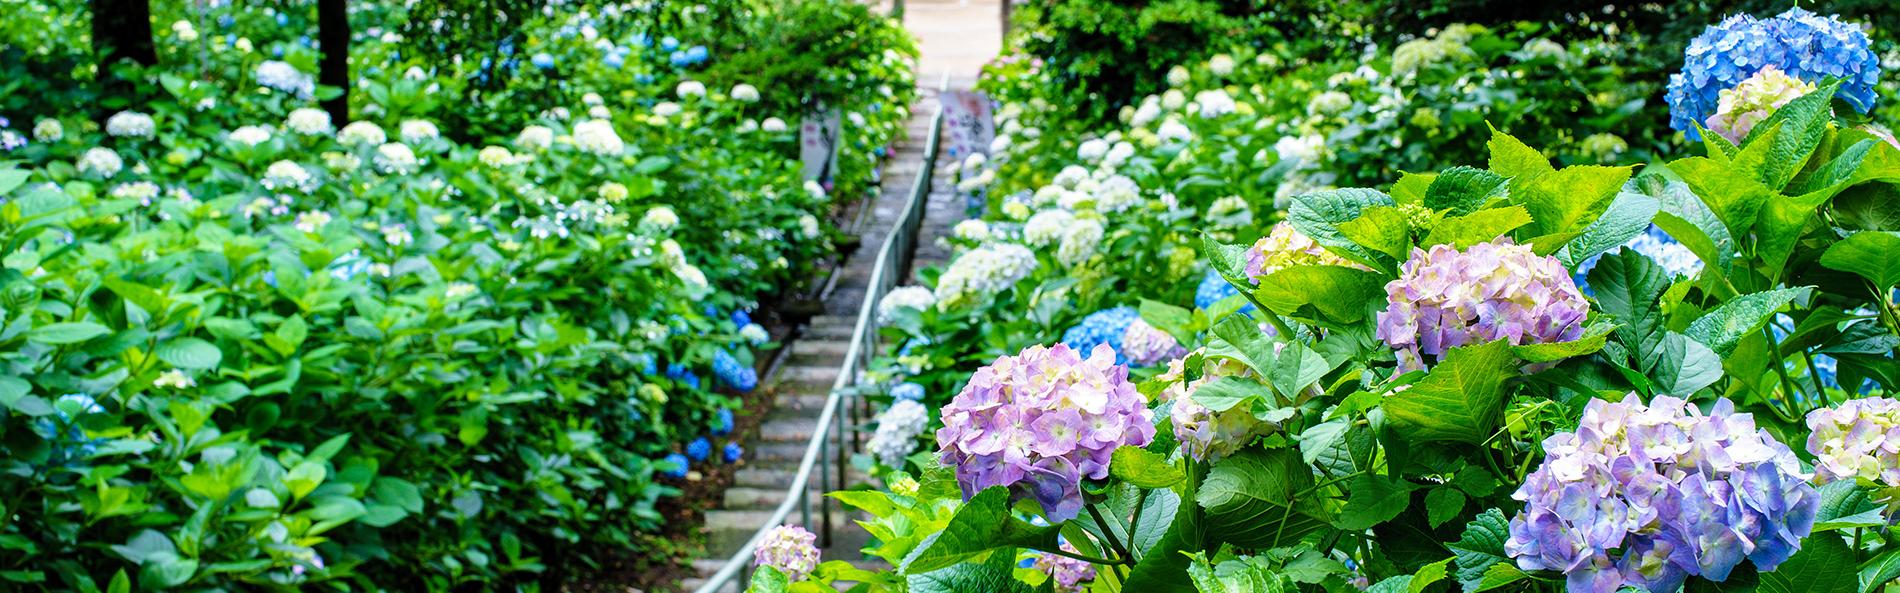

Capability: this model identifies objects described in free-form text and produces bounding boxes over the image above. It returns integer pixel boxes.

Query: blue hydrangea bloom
[713,350,757,392]
[1061,307,1141,365]
[891,382,925,402]
[531,53,555,69]
[1194,269,1239,309]
[1573,226,1705,293]
[1666,8,1880,139]
[660,453,689,478]
[635,353,658,376]
[631,33,651,48]
[712,408,734,436]
[732,309,752,327]
[35,393,104,462]
[604,53,624,69]
[661,36,680,51]
[669,51,691,67]
[723,442,744,463]
[686,437,712,462]
[686,46,709,63]
[667,363,702,390]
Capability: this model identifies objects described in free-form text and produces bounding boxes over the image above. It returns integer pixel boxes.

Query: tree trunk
[90,0,156,117]
[318,0,350,124]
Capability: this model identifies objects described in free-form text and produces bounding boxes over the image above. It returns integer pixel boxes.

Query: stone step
[723,485,827,510]
[772,364,842,392]
[733,466,872,490]
[787,340,851,365]
[758,418,821,443]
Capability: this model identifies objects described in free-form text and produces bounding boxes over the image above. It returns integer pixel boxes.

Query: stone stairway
[680,88,956,593]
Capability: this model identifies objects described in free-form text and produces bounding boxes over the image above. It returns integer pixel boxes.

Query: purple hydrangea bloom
[753,524,820,581]
[1376,240,1589,372]
[1120,318,1187,367]
[936,343,1155,521]
[1159,353,1273,461]
[1061,307,1140,365]
[1805,397,1900,487]
[1666,7,1881,140]
[686,437,712,462]
[1032,542,1097,592]
[1507,396,1818,593]
[660,453,689,478]
[713,349,757,392]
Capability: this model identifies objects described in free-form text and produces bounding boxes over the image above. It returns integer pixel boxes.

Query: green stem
[1871,283,1900,340]
[1125,489,1150,563]
[1085,500,1133,567]
[1762,326,1806,419]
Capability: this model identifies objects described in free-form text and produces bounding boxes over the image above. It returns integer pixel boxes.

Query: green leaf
[1336,205,1414,262]
[156,338,222,370]
[137,551,198,590]
[267,315,308,357]
[1473,563,1529,592]
[1424,488,1466,529]
[1737,80,1842,190]
[907,555,1034,593]
[1126,470,1205,593]
[1421,205,1533,249]
[1197,448,1332,548]
[28,322,111,345]
[1559,191,1659,270]
[1449,508,1513,592]
[1651,333,1724,398]
[1759,530,1859,593]
[899,486,1061,573]
[1672,156,1774,242]
[1486,125,1554,179]
[1509,322,1613,363]
[1253,265,1385,324]
[1820,231,1900,290]
[1862,549,1900,593]
[1410,559,1452,593]
[1141,299,1200,349]
[745,565,789,593]
[1812,481,1886,532]
[1382,341,1519,445]
[1299,419,1352,467]
[0,166,29,195]
[1513,164,1634,239]
[1335,474,1416,531]
[372,477,425,514]
[1268,341,1337,400]
[1425,166,1508,215]
[1111,446,1184,489]
[1684,288,1811,356]
[1287,188,1396,264]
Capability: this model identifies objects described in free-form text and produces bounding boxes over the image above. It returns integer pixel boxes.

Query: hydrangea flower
[1056,219,1105,267]
[723,442,744,463]
[228,125,272,147]
[1121,319,1186,367]
[731,83,760,103]
[877,286,937,324]
[262,160,314,193]
[1032,542,1097,593]
[33,118,62,142]
[1156,120,1193,144]
[255,60,315,98]
[713,349,757,392]
[1161,354,1271,461]
[373,143,418,175]
[712,408,735,437]
[891,382,924,402]
[935,243,1038,308]
[740,323,769,345]
[1705,66,1816,144]
[1666,7,1880,139]
[953,219,991,242]
[1575,226,1704,291]
[686,437,712,462]
[572,119,625,155]
[76,148,124,179]
[660,453,689,478]
[1376,239,1589,372]
[868,399,929,467]
[935,343,1155,521]
[1506,396,1817,593]
[338,121,386,147]
[1309,91,1351,115]
[1195,269,1242,310]
[1061,307,1140,365]
[666,363,702,390]
[399,119,440,144]
[1805,397,1900,487]
[1023,210,1076,247]
[515,125,554,150]
[105,111,155,139]
[753,525,820,582]
[1245,221,1357,283]
[1094,175,1142,213]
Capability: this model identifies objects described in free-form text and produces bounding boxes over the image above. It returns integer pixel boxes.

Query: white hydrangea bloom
[32,119,63,142]
[516,125,554,150]
[1131,100,1163,127]
[582,92,605,106]
[1274,134,1324,166]
[572,119,625,155]
[676,80,707,98]
[730,83,760,103]
[373,143,418,175]
[111,181,160,203]
[877,286,937,324]
[1094,175,1142,213]
[1077,139,1110,162]
[935,243,1038,307]
[652,102,682,117]
[761,117,788,133]
[154,369,196,389]
[106,111,156,139]
[1309,91,1352,115]
[1195,89,1236,118]
[262,160,315,192]
[642,206,680,229]
[1103,142,1136,168]
[77,147,124,178]
[478,146,514,168]
[399,119,440,144]
[338,121,387,147]
[285,108,334,135]
[1057,218,1105,267]
[228,125,273,147]
[1208,54,1236,76]
[1166,65,1191,87]
[1161,89,1188,111]
[798,214,821,238]
[597,182,628,202]
[867,400,929,467]
[1052,165,1090,189]
[1157,120,1193,144]
[1023,209,1075,247]
[294,210,332,233]
[255,60,315,99]
[952,219,991,242]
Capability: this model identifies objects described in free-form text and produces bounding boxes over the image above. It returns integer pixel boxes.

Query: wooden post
[318,0,351,124]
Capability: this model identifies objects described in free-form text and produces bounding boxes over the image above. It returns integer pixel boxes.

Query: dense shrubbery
[762,5,1900,593]
[0,0,913,591]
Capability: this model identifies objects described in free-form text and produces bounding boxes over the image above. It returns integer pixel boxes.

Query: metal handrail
[691,78,947,593]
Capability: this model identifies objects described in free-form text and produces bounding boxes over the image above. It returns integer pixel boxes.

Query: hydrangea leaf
[1252,264,1385,325]
[899,486,1061,574]
[1335,474,1416,531]
[1472,563,1529,592]
[1184,552,1296,593]
[1485,125,1554,180]
[1287,188,1395,265]
[1558,191,1659,270]
[1382,340,1518,445]
[1335,205,1413,264]
[1392,171,1437,205]
[1425,166,1508,216]
[1756,186,1837,280]
[1509,322,1614,363]
[1197,448,1331,549]
[1759,530,1859,593]
[905,554,1033,593]
[1811,481,1885,532]
[1862,549,1900,593]
[1684,287,1810,356]
[1448,508,1513,592]
[1789,137,1877,197]
[27,322,111,345]
[1650,332,1724,398]
[1140,298,1201,349]
[1424,488,1466,529]
[1408,559,1452,593]
[1111,446,1184,489]
[1421,205,1533,250]
[1366,576,1413,593]
[1126,467,1205,593]
[1670,156,1773,244]
[1735,80,1843,191]
[156,338,222,370]
[1512,164,1633,240]
[1819,231,1900,290]
[1129,487,1181,554]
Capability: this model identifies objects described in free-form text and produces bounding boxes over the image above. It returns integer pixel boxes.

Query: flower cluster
[1805,397,1900,487]
[1375,239,1589,371]
[1194,269,1242,310]
[712,349,757,392]
[1055,218,1104,267]
[868,399,929,467]
[1576,226,1703,291]
[1244,222,1356,282]
[877,286,937,324]
[1032,542,1096,593]
[754,525,821,582]
[573,119,625,155]
[1120,319,1186,367]
[1705,66,1815,144]
[1060,307,1139,365]
[935,343,1154,521]
[1162,354,1271,461]
[1506,396,1817,593]
[1666,7,1880,139]
[256,60,316,99]
[935,243,1038,308]
[105,111,155,139]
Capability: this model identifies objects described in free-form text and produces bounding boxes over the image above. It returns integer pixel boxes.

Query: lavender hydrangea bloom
[1805,397,1900,487]
[1507,396,1817,593]
[1121,319,1187,367]
[1376,240,1589,372]
[1061,307,1141,365]
[936,343,1155,521]
[1666,7,1880,140]
[1032,542,1097,592]
[1244,221,1358,282]
[1159,354,1273,461]
[753,525,820,581]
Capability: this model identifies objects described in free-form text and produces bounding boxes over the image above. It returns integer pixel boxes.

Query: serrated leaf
[1382,341,1519,445]
[1336,205,1414,262]
[1672,156,1774,243]
[1514,164,1634,239]
[1862,549,1900,593]
[1424,488,1466,528]
[1820,231,1900,290]
[1288,188,1396,264]
[900,487,1060,573]
[1426,166,1508,215]
[1252,265,1385,324]
[1421,205,1533,249]
[1509,322,1614,363]
[1486,125,1554,179]
[1560,191,1659,270]
[1685,288,1811,356]
[1111,446,1183,489]
[1197,448,1332,548]
[1759,530,1859,593]
[1473,563,1528,592]
[1813,481,1885,532]
[1335,474,1416,531]
[1450,508,1512,592]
